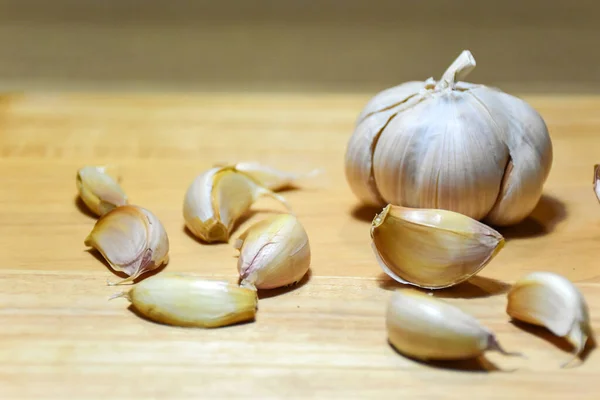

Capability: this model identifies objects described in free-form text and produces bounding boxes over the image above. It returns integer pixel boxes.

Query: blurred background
[0,0,598,93]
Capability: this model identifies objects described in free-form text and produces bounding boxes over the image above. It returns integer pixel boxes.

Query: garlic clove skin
[85,205,169,285]
[387,288,517,360]
[76,166,128,217]
[235,214,310,290]
[111,274,258,328]
[594,164,600,203]
[371,204,504,289]
[216,162,320,192]
[507,272,592,367]
[183,167,290,243]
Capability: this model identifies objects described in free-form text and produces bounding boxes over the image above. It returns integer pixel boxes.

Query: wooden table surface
[0,93,599,399]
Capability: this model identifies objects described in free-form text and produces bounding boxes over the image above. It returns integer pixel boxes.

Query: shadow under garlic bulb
[345,50,553,226]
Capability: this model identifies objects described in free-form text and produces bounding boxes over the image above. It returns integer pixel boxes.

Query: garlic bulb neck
[436,50,477,90]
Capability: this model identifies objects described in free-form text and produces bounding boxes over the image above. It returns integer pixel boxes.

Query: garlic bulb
[183,166,290,243]
[371,204,504,289]
[85,205,170,285]
[235,214,311,290]
[507,272,592,367]
[345,50,553,226]
[594,164,600,202]
[387,289,518,361]
[77,166,127,217]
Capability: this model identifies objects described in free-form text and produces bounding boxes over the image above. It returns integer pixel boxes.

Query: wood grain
[0,93,599,399]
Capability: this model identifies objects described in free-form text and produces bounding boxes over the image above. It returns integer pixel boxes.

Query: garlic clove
[507,272,592,367]
[594,164,600,203]
[235,214,311,290]
[183,166,290,243]
[76,166,128,217]
[371,204,504,289]
[111,274,258,328]
[215,162,320,192]
[85,205,169,285]
[387,288,518,361]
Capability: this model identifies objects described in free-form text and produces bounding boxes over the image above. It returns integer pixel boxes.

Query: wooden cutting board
[0,93,598,399]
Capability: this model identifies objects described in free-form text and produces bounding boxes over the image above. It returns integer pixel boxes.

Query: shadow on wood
[496,194,566,240]
[377,273,511,299]
[351,204,382,223]
[257,269,312,300]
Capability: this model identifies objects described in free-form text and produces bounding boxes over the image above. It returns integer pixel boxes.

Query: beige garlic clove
[215,162,320,191]
[110,274,258,328]
[85,205,169,285]
[234,214,311,290]
[76,166,128,217]
[507,272,592,367]
[371,204,504,289]
[183,166,291,243]
[594,164,600,203]
[345,50,552,226]
[387,289,519,361]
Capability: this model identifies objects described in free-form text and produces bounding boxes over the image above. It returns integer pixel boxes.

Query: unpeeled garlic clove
[110,274,258,328]
[235,214,311,290]
[594,164,600,202]
[85,205,169,285]
[507,272,592,367]
[371,204,504,289]
[183,166,290,243]
[217,162,320,191]
[387,289,518,361]
[77,166,128,217]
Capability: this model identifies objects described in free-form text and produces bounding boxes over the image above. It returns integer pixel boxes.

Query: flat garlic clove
[85,205,170,285]
[110,274,258,328]
[594,164,600,203]
[215,162,320,192]
[371,204,504,289]
[507,272,592,367]
[183,167,290,243]
[77,166,128,217]
[235,214,311,290]
[387,289,518,361]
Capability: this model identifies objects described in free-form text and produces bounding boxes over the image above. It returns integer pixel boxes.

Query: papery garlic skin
[217,162,318,191]
[507,272,592,366]
[345,50,553,226]
[235,214,310,290]
[183,167,290,243]
[77,166,128,217]
[387,289,515,360]
[85,205,169,284]
[112,274,258,328]
[371,204,504,289]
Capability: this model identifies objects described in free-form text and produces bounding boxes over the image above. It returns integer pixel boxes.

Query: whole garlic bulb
[345,50,553,226]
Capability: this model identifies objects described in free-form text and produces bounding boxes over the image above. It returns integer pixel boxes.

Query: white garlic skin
[345,50,553,226]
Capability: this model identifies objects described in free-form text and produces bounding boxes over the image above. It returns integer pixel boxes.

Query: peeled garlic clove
[594,164,600,202]
[111,274,258,328]
[507,272,592,367]
[235,214,310,290]
[387,289,518,361]
[85,205,169,285]
[371,204,504,289]
[76,166,127,217]
[183,166,290,243]
[215,162,320,191]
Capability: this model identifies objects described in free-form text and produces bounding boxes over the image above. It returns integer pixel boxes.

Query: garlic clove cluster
[235,214,311,290]
[507,272,592,367]
[345,50,553,226]
[183,166,290,243]
[111,274,258,328]
[594,164,600,203]
[371,204,504,289]
[85,205,170,285]
[387,289,518,361]
[77,166,128,217]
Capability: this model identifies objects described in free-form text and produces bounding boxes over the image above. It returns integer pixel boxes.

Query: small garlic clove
[507,272,592,367]
[76,166,128,217]
[371,204,504,289]
[183,166,290,243]
[235,214,311,290]
[85,205,169,285]
[215,162,320,191]
[387,289,518,361]
[111,274,258,328]
[594,164,600,203]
